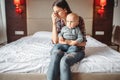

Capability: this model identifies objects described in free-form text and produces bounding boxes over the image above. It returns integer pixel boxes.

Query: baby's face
[66,15,79,29]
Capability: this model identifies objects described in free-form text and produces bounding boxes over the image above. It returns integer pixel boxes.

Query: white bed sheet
[0,31,120,73]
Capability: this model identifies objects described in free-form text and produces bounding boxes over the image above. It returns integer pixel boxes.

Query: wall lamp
[97,0,107,17]
[14,0,24,14]
[100,0,106,9]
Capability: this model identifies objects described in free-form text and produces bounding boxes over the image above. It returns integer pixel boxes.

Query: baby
[51,13,83,53]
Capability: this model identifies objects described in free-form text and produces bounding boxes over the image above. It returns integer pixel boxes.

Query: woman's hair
[52,0,72,14]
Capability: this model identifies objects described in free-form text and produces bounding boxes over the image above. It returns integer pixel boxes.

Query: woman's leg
[60,50,85,80]
[50,44,69,53]
[47,48,64,80]
[67,46,79,53]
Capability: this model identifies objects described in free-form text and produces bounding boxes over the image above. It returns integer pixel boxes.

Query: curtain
[0,0,7,44]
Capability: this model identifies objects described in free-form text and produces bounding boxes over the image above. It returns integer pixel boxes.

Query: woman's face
[53,6,67,19]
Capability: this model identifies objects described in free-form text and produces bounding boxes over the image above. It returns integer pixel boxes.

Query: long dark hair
[52,0,72,14]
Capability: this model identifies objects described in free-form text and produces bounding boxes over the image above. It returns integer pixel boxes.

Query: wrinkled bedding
[0,31,120,73]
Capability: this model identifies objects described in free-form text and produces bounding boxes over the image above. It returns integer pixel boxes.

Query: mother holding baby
[47,0,87,80]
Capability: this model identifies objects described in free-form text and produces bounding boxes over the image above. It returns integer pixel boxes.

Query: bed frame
[0,73,120,80]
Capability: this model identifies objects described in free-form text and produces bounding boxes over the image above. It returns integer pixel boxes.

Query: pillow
[32,31,52,39]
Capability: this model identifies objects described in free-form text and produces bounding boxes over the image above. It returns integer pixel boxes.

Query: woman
[47,0,87,80]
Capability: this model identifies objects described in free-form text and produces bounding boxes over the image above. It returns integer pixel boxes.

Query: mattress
[0,31,120,73]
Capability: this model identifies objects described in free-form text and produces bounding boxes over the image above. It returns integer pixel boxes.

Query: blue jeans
[51,43,80,53]
[47,44,85,80]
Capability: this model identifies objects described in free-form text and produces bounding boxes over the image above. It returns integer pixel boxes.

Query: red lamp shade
[14,0,24,14]
[100,0,106,9]
[14,0,21,6]
[15,7,23,14]
[98,9,104,14]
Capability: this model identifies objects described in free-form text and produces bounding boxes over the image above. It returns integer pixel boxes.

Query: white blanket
[0,31,120,73]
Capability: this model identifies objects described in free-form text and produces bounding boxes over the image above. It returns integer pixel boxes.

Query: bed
[0,31,120,80]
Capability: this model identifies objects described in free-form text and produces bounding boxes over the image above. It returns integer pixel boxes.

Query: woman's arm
[52,23,58,44]
[64,40,86,46]
[74,16,87,47]
[79,16,87,45]
[51,12,59,44]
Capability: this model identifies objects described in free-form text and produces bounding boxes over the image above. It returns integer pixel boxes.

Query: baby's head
[66,13,79,28]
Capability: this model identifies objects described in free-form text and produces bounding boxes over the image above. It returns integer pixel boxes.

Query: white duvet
[0,31,120,73]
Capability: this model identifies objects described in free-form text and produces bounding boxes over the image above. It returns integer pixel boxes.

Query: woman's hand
[76,42,86,47]
[51,12,59,44]
[70,41,78,45]
[65,40,86,47]
[64,40,77,46]
[51,12,59,24]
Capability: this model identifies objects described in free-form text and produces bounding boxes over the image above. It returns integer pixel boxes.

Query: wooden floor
[0,73,120,80]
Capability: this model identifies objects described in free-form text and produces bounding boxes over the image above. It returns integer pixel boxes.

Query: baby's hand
[59,37,66,44]
[59,37,64,41]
